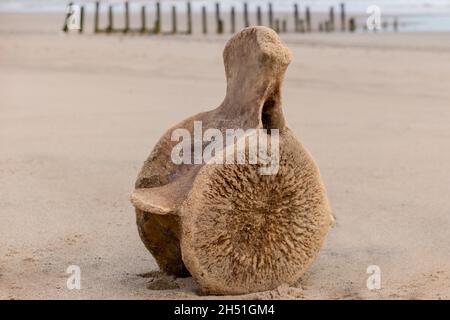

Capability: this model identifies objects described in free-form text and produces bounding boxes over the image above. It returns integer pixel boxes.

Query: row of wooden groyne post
[64,1,383,35]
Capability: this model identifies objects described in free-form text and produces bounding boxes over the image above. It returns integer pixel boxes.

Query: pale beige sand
[1,13,450,300]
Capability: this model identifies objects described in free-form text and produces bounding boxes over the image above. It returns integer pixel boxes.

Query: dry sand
[1,12,450,299]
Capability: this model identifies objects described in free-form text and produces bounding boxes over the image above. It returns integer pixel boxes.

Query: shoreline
[2,8,450,33]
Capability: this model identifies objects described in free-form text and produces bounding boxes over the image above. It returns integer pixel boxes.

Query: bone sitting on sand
[131,26,332,295]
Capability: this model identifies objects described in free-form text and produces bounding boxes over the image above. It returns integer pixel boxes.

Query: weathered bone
[131,26,332,294]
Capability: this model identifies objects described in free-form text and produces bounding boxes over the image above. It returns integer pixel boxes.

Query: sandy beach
[1,12,450,299]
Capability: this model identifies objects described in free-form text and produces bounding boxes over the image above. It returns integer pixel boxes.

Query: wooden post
[140,5,146,33]
[294,4,299,32]
[215,3,220,33]
[340,3,346,31]
[172,5,177,34]
[107,5,113,33]
[256,6,262,26]
[187,2,192,34]
[329,7,335,31]
[282,19,287,33]
[62,2,73,32]
[202,6,207,34]
[124,1,129,33]
[243,3,249,28]
[154,2,161,34]
[349,17,356,32]
[275,19,280,33]
[79,5,84,33]
[305,7,311,32]
[94,1,100,33]
[215,3,223,34]
[299,19,305,32]
[268,3,273,29]
[230,7,236,33]
[393,17,398,31]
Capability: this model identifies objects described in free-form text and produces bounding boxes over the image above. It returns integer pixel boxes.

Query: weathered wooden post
[256,6,262,26]
[94,1,100,33]
[305,7,311,32]
[140,5,146,33]
[154,2,161,34]
[299,19,305,32]
[282,19,287,33]
[62,2,73,32]
[268,3,273,29]
[187,2,192,34]
[329,7,335,31]
[275,19,280,33]
[124,1,129,33]
[172,5,177,34]
[202,6,207,34]
[230,7,236,33]
[349,17,356,32]
[107,5,113,33]
[393,17,399,31]
[340,3,346,31]
[294,4,299,32]
[243,3,249,28]
[79,5,84,33]
[215,3,223,34]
